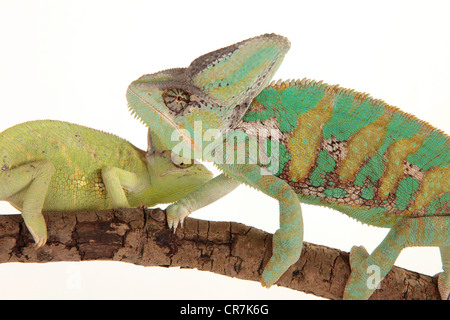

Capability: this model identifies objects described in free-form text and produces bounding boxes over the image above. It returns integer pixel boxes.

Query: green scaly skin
[0,120,213,247]
[126,34,449,299]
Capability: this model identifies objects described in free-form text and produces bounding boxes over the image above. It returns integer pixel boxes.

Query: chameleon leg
[166,173,241,230]
[344,216,450,300]
[438,246,450,300]
[0,160,55,247]
[224,164,303,287]
[101,166,139,208]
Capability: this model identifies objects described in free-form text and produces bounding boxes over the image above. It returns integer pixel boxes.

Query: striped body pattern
[240,79,449,228]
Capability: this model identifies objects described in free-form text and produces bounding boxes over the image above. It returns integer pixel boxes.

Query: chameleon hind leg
[344,216,450,300]
[438,246,450,300]
[0,160,55,247]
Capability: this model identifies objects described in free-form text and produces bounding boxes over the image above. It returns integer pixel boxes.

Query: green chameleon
[0,120,212,247]
[126,34,449,299]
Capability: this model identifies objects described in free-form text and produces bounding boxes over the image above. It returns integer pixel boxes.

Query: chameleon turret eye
[162,88,190,113]
[169,151,193,169]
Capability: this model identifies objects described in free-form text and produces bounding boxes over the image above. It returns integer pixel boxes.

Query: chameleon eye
[169,151,193,169]
[162,88,191,114]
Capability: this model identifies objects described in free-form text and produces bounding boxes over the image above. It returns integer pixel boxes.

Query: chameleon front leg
[168,165,303,287]
[101,166,140,208]
[344,216,450,300]
[166,173,241,230]
[0,160,55,247]
[224,164,304,287]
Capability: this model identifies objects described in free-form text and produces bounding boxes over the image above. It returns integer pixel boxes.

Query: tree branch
[0,208,440,300]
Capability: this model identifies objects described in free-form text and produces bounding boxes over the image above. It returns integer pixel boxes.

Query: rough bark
[0,208,440,300]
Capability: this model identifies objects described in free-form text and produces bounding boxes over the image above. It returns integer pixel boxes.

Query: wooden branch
[0,208,440,300]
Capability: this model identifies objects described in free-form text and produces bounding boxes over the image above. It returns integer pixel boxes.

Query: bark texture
[0,208,440,300]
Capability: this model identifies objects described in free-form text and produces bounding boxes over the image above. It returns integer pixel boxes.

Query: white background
[0,0,449,299]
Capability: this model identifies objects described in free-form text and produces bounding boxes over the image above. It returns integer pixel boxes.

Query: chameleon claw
[172,219,179,233]
[36,238,46,248]
[260,279,272,288]
[180,216,186,229]
[37,233,48,248]
[166,214,180,233]
[33,234,47,248]
[26,224,47,248]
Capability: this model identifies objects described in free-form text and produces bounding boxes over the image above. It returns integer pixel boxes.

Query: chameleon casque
[126,34,449,299]
[0,120,212,247]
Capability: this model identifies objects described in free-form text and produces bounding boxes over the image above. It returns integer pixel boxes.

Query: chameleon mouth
[127,84,180,129]
[159,169,214,178]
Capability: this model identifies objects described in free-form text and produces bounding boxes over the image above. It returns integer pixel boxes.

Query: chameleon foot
[343,249,381,300]
[166,202,190,232]
[33,233,47,248]
[349,245,369,270]
[261,230,302,288]
[24,217,48,248]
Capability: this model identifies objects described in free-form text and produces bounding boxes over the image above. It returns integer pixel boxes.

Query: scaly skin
[0,120,213,247]
[126,34,449,299]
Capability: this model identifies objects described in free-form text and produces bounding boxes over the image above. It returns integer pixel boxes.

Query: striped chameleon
[126,34,449,299]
